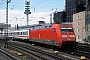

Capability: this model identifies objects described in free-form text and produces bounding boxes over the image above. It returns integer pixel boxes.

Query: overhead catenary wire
[0,0,6,21]
[9,0,64,22]
[30,0,45,8]
[8,0,25,20]
[10,0,45,20]
[0,0,61,25]
[0,0,5,6]
[0,0,5,5]
[9,0,24,10]
[0,0,22,20]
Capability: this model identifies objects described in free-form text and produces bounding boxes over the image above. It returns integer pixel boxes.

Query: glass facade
[53,11,66,24]
[66,0,86,22]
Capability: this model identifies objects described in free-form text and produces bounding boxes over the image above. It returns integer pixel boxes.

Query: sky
[0,0,65,27]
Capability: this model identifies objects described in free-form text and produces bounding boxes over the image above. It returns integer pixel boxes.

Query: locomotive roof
[12,24,73,32]
[60,24,73,28]
[27,24,72,30]
[31,24,53,30]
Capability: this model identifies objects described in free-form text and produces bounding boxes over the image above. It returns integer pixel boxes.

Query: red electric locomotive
[29,24,76,47]
[10,24,76,47]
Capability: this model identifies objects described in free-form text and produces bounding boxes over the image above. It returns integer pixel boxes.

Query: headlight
[62,35,67,37]
[69,35,75,37]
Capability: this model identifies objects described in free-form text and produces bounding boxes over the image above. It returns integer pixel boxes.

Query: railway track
[28,41,90,60]
[59,44,90,60]
[7,41,79,60]
[78,43,90,48]
[0,49,20,60]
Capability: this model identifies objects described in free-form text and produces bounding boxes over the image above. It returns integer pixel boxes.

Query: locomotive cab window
[67,28,73,32]
[61,28,73,32]
[61,28,66,32]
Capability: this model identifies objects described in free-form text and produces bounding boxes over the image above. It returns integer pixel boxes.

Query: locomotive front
[60,24,76,47]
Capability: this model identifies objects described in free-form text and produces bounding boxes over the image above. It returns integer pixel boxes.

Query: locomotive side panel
[29,28,59,46]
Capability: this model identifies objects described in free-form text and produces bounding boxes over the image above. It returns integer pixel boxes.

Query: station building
[53,11,66,23]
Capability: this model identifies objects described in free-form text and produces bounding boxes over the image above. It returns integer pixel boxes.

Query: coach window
[26,31,28,35]
[21,32,22,35]
[17,32,19,35]
[23,32,27,35]
[19,32,21,35]
[23,32,25,35]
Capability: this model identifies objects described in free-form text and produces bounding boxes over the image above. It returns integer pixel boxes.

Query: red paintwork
[30,24,62,46]
[30,28,58,40]
[60,24,76,42]
[10,24,76,46]
[29,24,76,46]
[9,24,75,46]
[51,24,62,46]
